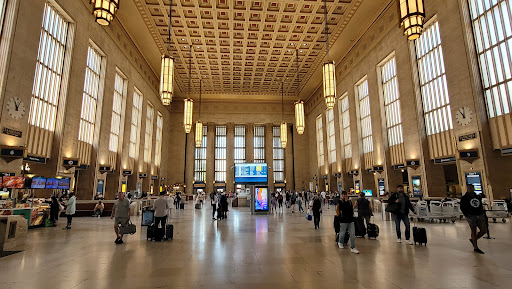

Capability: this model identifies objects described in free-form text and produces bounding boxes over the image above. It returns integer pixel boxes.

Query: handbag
[385,202,401,214]
[119,220,137,235]
[306,210,313,221]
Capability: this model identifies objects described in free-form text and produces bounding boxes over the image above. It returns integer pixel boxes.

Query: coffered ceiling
[118,0,390,101]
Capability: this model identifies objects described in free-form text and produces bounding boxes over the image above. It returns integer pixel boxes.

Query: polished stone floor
[1,201,512,289]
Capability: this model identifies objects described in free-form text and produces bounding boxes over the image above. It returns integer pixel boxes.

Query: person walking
[312,194,322,229]
[174,193,181,209]
[297,192,304,213]
[337,191,359,254]
[460,184,487,254]
[62,193,76,230]
[270,193,277,213]
[285,192,291,209]
[277,193,284,212]
[388,185,415,244]
[111,192,130,244]
[290,192,297,213]
[353,192,373,228]
[153,191,169,241]
[211,192,218,220]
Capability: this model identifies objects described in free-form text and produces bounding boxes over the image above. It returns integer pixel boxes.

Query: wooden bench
[62,202,114,217]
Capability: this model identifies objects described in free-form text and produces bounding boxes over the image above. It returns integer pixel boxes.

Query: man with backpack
[336,191,359,254]
[388,185,415,244]
[353,192,373,228]
[460,184,487,254]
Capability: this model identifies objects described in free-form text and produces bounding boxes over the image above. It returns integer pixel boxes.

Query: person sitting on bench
[93,201,104,217]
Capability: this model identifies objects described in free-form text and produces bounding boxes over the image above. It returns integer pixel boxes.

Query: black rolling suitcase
[354,217,366,237]
[413,226,427,245]
[367,216,379,239]
[367,223,379,239]
[154,225,165,241]
[146,224,155,240]
[165,224,173,240]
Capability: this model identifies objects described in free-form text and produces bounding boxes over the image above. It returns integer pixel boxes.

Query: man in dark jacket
[312,194,322,229]
[460,184,487,254]
[337,191,359,254]
[220,193,229,219]
[388,185,414,244]
[353,192,372,228]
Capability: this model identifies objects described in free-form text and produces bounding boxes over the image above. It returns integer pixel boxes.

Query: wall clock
[455,106,473,126]
[6,97,26,120]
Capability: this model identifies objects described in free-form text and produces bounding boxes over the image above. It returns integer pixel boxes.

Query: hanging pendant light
[160,0,174,105]
[399,0,425,40]
[90,0,119,26]
[184,45,193,134]
[195,121,203,147]
[322,0,336,110]
[280,83,287,149]
[195,81,203,147]
[295,100,305,135]
[184,99,193,134]
[294,50,305,135]
[160,56,174,105]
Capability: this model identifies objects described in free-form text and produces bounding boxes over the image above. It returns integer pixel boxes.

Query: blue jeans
[339,222,356,249]
[394,213,410,240]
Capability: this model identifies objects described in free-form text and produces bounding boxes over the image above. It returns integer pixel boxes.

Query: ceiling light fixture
[399,0,425,40]
[160,0,174,105]
[294,49,305,135]
[322,0,336,110]
[184,45,194,134]
[281,83,288,149]
[90,0,119,26]
[195,80,203,147]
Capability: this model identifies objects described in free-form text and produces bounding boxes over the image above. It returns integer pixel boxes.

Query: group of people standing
[210,192,229,220]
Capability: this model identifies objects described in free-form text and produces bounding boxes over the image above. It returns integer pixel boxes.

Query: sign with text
[458,133,477,142]
[234,163,268,184]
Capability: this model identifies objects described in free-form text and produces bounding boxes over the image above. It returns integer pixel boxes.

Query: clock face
[6,97,26,120]
[455,107,473,126]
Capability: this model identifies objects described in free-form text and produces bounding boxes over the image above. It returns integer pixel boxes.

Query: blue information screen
[235,163,268,184]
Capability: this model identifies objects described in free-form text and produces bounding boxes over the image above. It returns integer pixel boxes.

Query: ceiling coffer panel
[135,0,362,96]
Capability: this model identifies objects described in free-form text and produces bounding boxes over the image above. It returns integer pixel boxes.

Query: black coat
[388,192,414,214]
[312,198,322,214]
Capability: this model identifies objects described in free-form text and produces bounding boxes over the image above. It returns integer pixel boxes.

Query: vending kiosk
[233,163,269,215]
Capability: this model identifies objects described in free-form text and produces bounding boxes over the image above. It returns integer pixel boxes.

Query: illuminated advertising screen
[412,176,422,196]
[465,172,483,195]
[31,177,47,189]
[378,179,385,196]
[58,178,71,190]
[3,176,25,188]
[255,187,268,211]
[46,178,58,189]
[235,163,268,184]
[363,190,372,197]
[354,180,360,194]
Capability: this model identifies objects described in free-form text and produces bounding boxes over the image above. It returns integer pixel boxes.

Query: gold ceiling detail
[133,0,363,96]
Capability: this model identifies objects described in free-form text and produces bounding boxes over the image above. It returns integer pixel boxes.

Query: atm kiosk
[234,163,269,215]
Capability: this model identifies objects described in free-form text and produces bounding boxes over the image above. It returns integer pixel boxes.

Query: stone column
[226,123,235,193]
[265,124,274,188]
[246,123,254,162]
[206,123,215,194]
